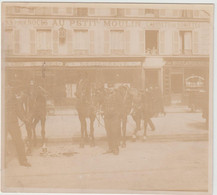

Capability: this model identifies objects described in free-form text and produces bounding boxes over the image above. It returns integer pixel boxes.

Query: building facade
[2,3,211,106]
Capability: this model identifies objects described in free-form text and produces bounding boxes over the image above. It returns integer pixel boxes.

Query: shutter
[193,31,199,54]
[30,30,35,54]
[139,30,144,54]
[67,29,72,54]
[125,30,130,54]
[172,31,179,54]
[90,30,94,55]
[159,30,165,54]
[14,30,19,54]
[104,30,109,54]
[53,30,58,54]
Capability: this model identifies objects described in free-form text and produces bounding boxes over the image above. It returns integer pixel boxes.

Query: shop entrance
[145,70,159,87]
[171,73,184,104]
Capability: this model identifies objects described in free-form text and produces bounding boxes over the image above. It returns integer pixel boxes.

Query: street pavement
[2,141,208,193]
[18,105,208,142]
[2,105,210,193]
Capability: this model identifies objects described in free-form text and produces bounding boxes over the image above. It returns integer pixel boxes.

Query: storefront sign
[5,18,202,29]
[5,61,140,67]
[166,60,209,67]
[65,61,141,66]
[185,75,205,88]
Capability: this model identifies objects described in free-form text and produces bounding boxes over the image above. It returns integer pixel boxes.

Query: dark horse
[75,79,103,147]
[22,84,47,153]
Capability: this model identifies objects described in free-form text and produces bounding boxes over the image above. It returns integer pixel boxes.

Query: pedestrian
[154,86,165,116]
[102,82,121,155]
[143,87,155,140]
[5,82,31,167]
[131,89,143,140]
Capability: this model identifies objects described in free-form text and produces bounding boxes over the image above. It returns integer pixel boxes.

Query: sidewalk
[19,105,208,142]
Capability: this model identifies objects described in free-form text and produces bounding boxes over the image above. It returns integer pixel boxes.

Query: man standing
[102,82,121,155]
[5,83,31,167]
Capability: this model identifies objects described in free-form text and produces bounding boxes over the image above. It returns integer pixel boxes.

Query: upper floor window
[77,8,88,16]
[110,30,124,55]
[145,30,158,55]
[180,31,192,55]
[5,29,13,54]
[145,9,159,17]
[116,8,125,17]
[36,29,52,54]
[19,29,30,54]
[74,30,88,54]
[182,10,193,18]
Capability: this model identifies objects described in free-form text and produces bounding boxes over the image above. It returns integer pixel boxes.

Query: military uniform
[103,86,121,155]
[5,85,31,167]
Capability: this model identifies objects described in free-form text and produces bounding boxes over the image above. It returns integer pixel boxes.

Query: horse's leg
[84,118,88,143]
[79,115,85,148]
[143,118,148,141]
[132,114,140,141]
[40,116,46,145]
[122,116,127,148]
[89,116,95,147]
[32,117,39,146]
[25,122,32,155]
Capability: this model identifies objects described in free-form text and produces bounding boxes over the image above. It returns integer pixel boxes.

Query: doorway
[171,73,184,104]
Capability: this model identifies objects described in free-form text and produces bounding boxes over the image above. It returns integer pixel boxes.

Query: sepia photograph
[1,2,214,194]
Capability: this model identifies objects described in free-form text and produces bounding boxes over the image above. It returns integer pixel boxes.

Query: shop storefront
[163,58,209,105]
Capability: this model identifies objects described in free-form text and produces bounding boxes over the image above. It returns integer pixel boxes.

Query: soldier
[102,82,121,155]
[5,82,31,167]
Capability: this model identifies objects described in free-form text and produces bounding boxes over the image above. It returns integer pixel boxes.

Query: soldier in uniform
[5,82,31,167]
[102,82,121,155]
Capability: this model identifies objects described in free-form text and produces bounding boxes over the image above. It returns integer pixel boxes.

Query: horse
[75,79,104,148]
[117,84,133,147]
[22,85,47,154]
[131,87,156,141]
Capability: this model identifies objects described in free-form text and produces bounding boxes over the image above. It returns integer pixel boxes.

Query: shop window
[180,31,192,55]
[110,30,124,55]
[5,29,13,54]
[36,29,52,55]
[145,30,158,55]
[76,8,88,16]
[74,30,88,54]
